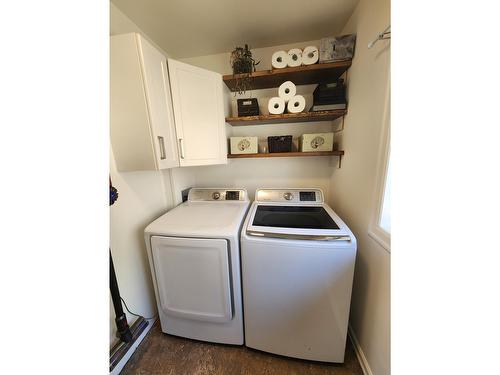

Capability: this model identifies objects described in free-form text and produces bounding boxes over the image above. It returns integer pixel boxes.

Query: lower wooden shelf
[227,150,344,159]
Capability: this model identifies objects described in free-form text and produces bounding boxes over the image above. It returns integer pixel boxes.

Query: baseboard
[110,318,156,375]
[348,324,374,375]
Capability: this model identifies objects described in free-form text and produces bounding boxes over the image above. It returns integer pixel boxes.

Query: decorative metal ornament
[311,136,325,149]
[238,139,251,151]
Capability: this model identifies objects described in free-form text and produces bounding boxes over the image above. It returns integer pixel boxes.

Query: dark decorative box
[313,79,346,102]
[237,98,259,117]
[311,79,347,111]
[268,135,292,153]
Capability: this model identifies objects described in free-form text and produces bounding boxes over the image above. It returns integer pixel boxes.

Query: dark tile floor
[121,322,364,375]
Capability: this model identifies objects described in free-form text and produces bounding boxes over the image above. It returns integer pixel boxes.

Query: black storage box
[313,79,346,103]
[311,79,347,110]
[237,98,259,117]
[268,135,292,153]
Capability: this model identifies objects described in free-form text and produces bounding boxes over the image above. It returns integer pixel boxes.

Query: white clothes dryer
[144,188,249,344]
[241,188,357,362]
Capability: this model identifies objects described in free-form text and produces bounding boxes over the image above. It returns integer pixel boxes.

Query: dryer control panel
[188,188,248,202]
[255,189,324,203]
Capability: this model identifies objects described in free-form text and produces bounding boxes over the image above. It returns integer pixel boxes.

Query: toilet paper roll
[302,46,319,65]
[268,97,286,114]
[287,48,302,67]
[287,95,306,113]
[271,50,288,69]
[278,81,296,103]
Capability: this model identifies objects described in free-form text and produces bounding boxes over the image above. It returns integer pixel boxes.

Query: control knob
[283,192,293,201]
[212,192,221,200]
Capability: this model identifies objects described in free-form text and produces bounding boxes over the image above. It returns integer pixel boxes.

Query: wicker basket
[268,135,292,153]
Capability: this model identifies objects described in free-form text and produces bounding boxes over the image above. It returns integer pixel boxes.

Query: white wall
[109,2,174,346]
[177,41,344,200]
[109,148,172,344]
[329,0,390,374]
[181,40,319,75]
[110,2,167,55]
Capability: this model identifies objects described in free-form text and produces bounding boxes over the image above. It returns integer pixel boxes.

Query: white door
[138,36,179,169]
[167,59,227,167]
[150,236,232,323]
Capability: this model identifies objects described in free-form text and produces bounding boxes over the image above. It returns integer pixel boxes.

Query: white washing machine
[241,188,357,362]
[144,188,249,344]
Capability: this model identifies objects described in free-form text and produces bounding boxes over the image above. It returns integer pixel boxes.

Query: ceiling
[111,0,359,58]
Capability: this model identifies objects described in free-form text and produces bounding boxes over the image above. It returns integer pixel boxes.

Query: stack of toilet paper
[268,81,306,115]
[271,46,319,69]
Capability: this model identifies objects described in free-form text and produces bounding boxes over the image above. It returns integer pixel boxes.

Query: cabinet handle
[179,138,185,159]
[158,136,166,160]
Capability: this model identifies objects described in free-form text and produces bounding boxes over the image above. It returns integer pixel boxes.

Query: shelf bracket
[338,154,342,168]
[334,114,345,133]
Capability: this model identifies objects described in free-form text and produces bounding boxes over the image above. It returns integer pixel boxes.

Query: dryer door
[150,236,232,323]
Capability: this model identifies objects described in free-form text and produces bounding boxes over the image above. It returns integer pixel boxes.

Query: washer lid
[252,205,339,230]
[246,202,352,241]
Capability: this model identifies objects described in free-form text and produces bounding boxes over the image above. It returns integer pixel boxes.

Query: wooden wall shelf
[226,109,346,126]
[228,151,344,159]
[228,150,344,167]
[222,60,352,91]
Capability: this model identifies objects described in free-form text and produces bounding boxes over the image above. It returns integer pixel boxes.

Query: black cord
[120,297,157,321]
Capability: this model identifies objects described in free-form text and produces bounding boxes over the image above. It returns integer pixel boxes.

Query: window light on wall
[379,155,391,234]
[368,75,390,251]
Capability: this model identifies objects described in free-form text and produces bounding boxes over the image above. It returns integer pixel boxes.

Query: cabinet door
[110,33,157,171]
[167,59,227,167]
[137,35,179,169]
[150,236,232,323]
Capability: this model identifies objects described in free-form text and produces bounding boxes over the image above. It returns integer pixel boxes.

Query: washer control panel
[256,189,323,203]
[188,188,247,202]
[299,191,317,201]
[225,191,241,200]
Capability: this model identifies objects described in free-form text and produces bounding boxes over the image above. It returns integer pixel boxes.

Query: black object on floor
[109,177,149,371]
[109,251,150,372]
[110,251,133,344]
[109,316,149,371]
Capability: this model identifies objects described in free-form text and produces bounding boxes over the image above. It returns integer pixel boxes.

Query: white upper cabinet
[168,59,228,167]
[111,33,179,171]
